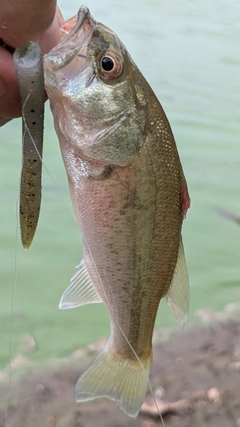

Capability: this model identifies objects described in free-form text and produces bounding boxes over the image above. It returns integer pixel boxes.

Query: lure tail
[75,341,152,417]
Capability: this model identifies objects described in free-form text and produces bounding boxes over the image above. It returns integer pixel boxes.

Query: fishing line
[22,116,165,424]
[18,90,165,424]
[4,97,76,425]
[5,198,19,427]
[81,232,166,427]
[3,386,60,410]
[21,94,76,222]
[22,100,161,420]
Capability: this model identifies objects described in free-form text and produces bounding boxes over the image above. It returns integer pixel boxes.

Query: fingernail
[0,78,7,97]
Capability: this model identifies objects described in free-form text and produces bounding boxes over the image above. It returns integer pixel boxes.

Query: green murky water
[0,0,239,367]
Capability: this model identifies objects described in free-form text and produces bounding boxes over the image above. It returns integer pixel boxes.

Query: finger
[56,5,65,27]
[0,6,64,121]
[0,0,57,48]
[0,47,21,118]
[39,6,64,53]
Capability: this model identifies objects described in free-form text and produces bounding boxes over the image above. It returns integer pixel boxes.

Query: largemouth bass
[44,5,190,418]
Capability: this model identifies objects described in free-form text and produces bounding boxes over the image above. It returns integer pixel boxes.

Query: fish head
[44,5,147,166]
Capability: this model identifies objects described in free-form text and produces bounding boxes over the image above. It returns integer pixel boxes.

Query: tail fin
[75,343,152,418]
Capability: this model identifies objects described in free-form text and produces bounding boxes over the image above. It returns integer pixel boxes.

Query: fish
[13,42,44,249]
[43,5,190,418]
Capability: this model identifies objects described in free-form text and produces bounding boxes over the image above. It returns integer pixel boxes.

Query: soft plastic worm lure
[13,42,44,249]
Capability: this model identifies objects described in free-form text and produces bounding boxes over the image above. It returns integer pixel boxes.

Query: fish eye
[101,56,114,71]
[99,52,123,80]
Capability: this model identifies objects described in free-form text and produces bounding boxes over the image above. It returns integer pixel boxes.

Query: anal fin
[59,259,102,309]
[165,237,189,328]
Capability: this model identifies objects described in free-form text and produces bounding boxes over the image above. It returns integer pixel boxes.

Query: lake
[0,0,239,367]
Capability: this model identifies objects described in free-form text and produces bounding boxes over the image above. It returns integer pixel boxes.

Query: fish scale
[44,5,190,418]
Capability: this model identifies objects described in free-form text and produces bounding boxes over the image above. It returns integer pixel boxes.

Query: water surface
[0,0,239,366]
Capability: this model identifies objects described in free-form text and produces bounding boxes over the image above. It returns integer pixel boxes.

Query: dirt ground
[0,305,240,427]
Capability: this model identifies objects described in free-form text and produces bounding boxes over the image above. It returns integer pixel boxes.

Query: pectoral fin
[165,237,189,328]
[59,259,102,309]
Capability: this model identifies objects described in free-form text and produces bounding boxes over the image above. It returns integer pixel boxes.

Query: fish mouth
[44,5,95,83]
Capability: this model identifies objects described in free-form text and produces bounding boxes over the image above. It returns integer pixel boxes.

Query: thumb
[39,6,64,53]
[0,6,64,122]
[0,47,21,119]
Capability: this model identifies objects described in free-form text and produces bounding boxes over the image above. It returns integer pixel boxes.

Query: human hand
[0,0,64,124]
